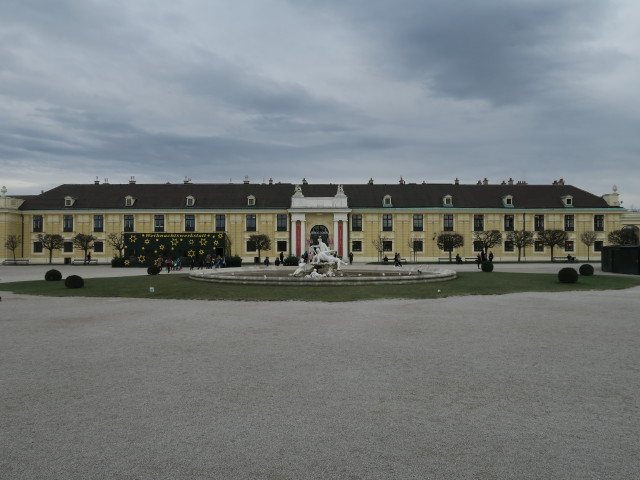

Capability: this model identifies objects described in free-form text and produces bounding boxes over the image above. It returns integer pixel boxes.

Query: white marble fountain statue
[291,238,349,278]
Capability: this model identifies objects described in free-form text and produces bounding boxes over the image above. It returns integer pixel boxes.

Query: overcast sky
[1,0,639,207]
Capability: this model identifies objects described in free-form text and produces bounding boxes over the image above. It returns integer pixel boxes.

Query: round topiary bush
[481,261,494,272]
[45,269,62,281]
[224,255,243,268]
[579,263,595,276]
[64,275,85,289]
[558,267,579,284]
[147,265,161,275]
[283,255,300,266]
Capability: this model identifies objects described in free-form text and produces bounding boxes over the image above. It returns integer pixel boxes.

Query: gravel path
[1,266,638,479]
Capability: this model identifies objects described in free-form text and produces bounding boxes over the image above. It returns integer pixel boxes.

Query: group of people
[263,252,286,267]
[155,255,185,272]
[382,253,403,267]
[475,251,494,268]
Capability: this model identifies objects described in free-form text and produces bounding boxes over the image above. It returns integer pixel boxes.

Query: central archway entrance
[310,225,329,246]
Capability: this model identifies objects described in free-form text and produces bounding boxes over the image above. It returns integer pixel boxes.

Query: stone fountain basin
[189,265,456,286]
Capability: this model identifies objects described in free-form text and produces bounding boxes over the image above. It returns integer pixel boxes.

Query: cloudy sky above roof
[2,0,639,207]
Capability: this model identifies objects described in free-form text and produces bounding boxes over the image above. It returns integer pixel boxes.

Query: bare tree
[38,233,64,264]
[506,230,535,262]
[537,229,568,261]
[248,234,271,262]
[371,235,386,262]
[4,234,22,262]
[73,233,96,263]
[580,231,597,261]
[472,230,502,256]
[106,233,126,258]
[436,232,464,263]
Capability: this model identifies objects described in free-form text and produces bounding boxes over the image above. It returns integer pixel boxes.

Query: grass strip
[2,272,640,302]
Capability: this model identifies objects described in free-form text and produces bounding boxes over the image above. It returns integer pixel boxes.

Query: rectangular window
[33,241,43,253]
[63,215,73,232]
[594,215,604,232]
[504,241,514,252]
[185,214,195,232]
[276,240,287,252]
[215,215,225,232]
[94,241,104,253]
[382,214,393,232]
[277,214,287,232]
[413,240,424,252]
[154,215,164,232]
[473,214,484,232]
[534,215,544,232]
[594,241,604,252]
[246,240,257,252]
[93,215,104,232]
[564,215,574,232]
[382,240,393,252]
[565,241,574,252]
[473,241,483,252]
[246,214,257,232]
[504,215,514,232]
[443,214,454,232]
[351,214,362,231]
[534,241,544,252]
[412,214,423,232]
[352,240,362,252]
[63,241,73,253]
[124,215,134,232]
[33,215,43,232]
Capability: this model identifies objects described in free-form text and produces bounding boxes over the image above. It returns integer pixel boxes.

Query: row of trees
[373,228,638,263]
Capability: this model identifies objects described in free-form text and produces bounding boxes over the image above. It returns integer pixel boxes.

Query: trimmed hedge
[45,269,62,281]
[283,255,300,266]
[147,265,161,275]
[579,264,595,276]
[481,261,494,272]
[225,255,243,268]
[111,257,126,268]
[64,275,85,289]
[558,267,579,284]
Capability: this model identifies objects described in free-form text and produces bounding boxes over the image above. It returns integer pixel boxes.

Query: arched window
[310,225,329,246]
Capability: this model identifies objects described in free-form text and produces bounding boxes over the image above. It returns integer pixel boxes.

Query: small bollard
[149,287,155,293]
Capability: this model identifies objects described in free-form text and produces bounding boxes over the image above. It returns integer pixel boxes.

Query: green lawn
[2,272,640,302]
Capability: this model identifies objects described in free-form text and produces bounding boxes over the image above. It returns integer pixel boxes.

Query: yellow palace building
[0,177,632,265]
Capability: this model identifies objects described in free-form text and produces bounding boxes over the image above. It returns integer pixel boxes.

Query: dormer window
[562,195,574,207]
[443,194,453,207]
[186,195,195,207]
[125,195,136,207]
[64,196,76,207]
[247,195,256,206]
[502,195,514,208]
[383,195,392,207]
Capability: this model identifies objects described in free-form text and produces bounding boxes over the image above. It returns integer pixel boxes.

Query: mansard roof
[18,182,615,210]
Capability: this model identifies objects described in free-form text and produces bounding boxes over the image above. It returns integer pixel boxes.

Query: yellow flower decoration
[200,238,207,246]
[213,240,219,246]
[187,250,195,257]
[144,239,150,244]
[171,239,179,246]
[217,233,224,238]
[137,255,146,263]
[124,260,130,265]
[199,249,204,255]
[189,239,194,245]
[159,245,165,250]
[129,235,138,243]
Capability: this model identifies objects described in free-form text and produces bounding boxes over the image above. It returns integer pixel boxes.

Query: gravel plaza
[1,264,639,479]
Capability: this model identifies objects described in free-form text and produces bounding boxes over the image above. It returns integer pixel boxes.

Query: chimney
[243,175,250,184]
[129,176,136,184]
[183,177,191,184]
[302,178,308,185]
[454,178,460,185]
[483,178,489,185]
[94,176,100,185]
[508,178,514,185]
[399,177,405,185]
[268,178,273,185]
[368,178,374,185]
[104,178,109,184]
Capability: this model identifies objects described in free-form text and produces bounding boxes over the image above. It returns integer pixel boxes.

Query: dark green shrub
[283,255,300,266]
[579,264,595,276]
[224,255,243,268]
[111,257,126,268]
[558,267,579,283]
[45,269,62,281]
[147,265,161,275]
[481,261,494,272]
[64,275,84,289]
